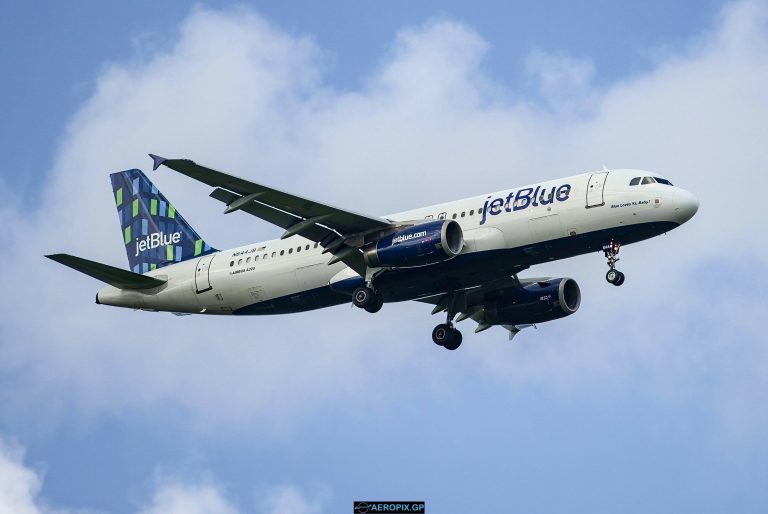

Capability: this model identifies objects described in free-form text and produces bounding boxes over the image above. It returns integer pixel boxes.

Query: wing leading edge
[149,155,394,275]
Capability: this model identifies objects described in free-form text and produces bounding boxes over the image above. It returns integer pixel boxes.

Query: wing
[417,274,545,340]
[149,155,394,275]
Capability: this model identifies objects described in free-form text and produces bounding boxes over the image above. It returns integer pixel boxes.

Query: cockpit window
[629,177,641,186]
[641,176,655,185]
[654,177,673,185]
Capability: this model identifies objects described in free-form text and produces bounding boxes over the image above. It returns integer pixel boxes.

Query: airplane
[46,155,699,350]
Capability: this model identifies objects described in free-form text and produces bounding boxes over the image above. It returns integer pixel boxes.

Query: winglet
[149,154,167,171]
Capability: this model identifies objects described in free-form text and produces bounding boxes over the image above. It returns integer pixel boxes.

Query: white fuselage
[96,169,699,315]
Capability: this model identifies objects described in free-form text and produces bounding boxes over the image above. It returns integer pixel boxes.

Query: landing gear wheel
[443,330,463,351]
[606,269,626,286]
[352,286,375,308]
[432,324,450,346]
[432,324,462,350]
[363,293,384,313]
[432,323,451,346]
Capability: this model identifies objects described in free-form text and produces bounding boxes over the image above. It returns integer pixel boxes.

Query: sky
[0,1,767,513]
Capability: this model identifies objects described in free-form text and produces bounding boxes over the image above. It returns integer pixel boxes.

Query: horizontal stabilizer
[45,254,166,290]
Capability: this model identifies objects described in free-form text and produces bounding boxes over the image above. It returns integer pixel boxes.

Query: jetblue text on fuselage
[134,231,181,256]
[393,230,428,244]
[480,183,572,225]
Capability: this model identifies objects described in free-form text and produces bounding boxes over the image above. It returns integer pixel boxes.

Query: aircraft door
[195,254,215,293]
[586,171,609,208]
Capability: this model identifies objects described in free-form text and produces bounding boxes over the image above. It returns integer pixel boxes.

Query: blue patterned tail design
[110,169,216,273]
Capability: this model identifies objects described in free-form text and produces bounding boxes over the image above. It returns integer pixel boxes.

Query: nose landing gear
[603,240,625,286]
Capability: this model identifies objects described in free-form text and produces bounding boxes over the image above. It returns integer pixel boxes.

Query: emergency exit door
[195,254,215,293]
[586,171,609,208]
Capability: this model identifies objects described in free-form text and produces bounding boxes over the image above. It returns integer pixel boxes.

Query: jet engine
[484,278,581,324]
[363,220,464,268]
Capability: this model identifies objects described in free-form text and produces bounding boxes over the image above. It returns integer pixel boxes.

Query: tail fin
[110,169,216,273]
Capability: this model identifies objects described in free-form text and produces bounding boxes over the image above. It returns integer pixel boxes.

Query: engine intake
[484,278,581,324]
[364,220,464,268]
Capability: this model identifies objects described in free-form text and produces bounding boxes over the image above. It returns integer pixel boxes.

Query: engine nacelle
[484,278,581,324]
[363,220,464,268]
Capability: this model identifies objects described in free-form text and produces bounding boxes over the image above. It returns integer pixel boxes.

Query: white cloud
[0,435,326,514]
[257,485,326,514]
[524,50,596,114]
[1,0,767,444]
[0,438,43,514]
[136,482,240,514]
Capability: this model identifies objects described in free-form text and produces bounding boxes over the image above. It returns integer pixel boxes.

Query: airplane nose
[674,189,699,224]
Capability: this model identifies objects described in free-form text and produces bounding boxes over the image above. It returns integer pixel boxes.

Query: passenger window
[246,257,251,263]
[280,250,284,256]
[438,212,447,220]
[255,255,259,261]
[289,248,293,254]
[305,245,310,251]
[263,254,267,259]
[641,176,655,185]
[238,259,243,265]
[230,261,234,267]
[461,211,466,217]
[425,214,433,220]
[314,243,319,248]
[470,210,474,216]
[272,252,276,258]
[629,177,640,186]
[452,213,457,219]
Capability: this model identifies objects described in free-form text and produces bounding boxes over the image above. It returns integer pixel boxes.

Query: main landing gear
[603,240,625,286]
[432,302,463,351]
[432,323,462,351]
[353,281,463,351]
[352,285,384,313]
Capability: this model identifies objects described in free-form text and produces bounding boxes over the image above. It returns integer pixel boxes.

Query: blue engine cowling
[484,278,581,324]
[363,220,464,268]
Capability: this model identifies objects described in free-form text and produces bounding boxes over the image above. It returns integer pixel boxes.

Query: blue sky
[1,1,767,513]
[1,0,723,193]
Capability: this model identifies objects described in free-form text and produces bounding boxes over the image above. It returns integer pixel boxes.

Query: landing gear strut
[352,285,384,313]
[603,240,625,286]
[432,303,463,350]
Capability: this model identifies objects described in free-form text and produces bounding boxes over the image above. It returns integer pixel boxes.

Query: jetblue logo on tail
[134,231,182,257]
[480,183,571,225]
[111,168,216,272]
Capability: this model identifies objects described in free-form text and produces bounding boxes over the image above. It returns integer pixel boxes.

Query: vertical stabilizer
[110,169,216,273]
